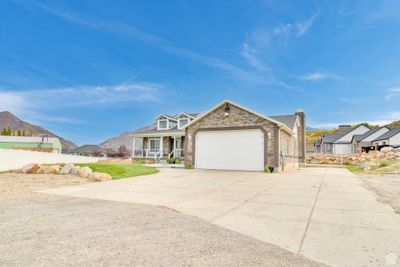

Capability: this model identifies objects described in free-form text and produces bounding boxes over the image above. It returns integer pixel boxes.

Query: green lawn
[76,163,158,179]
[346,164,365,174]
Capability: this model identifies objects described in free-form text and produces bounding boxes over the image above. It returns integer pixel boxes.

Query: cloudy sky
[1,0,400,145]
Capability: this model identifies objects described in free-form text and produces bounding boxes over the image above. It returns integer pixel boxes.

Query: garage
[195,129,264,171]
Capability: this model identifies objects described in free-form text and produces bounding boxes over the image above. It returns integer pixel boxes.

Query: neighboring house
[372,128,400,150]
[132,100,306,172]
[351,127,390,153]
[70,145,107,157]
[321,125,370,154]
[0,136,62,153]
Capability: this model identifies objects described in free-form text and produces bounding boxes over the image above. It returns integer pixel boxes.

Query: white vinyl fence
[0,149,100,172]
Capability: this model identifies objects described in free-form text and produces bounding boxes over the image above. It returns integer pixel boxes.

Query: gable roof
[352,127,388,143]
[374,128,400,141]
[270,115,297,130]
[322,133,344,143]
[183,100,294,135]
[155,114,177,121]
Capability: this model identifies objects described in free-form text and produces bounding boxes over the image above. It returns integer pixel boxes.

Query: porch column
[132,137,136,157]
[173,136,176,156]
[160,136,163,158]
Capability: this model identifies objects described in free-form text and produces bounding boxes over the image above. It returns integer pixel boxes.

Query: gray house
[372,128,400,150]
[321,125,370,154]
[132,100,306,172]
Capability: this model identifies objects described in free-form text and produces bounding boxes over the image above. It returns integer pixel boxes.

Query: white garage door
[195,129,264,171]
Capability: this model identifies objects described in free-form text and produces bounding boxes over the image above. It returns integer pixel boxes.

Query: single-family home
[372,128,400,150]
[70,145,107,157]
[0,136,62,153]
[351,127,390,153]
[321,125,370,154]
[132,100,306,172]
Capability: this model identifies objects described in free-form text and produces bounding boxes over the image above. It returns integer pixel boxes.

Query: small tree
[118,145,130,158]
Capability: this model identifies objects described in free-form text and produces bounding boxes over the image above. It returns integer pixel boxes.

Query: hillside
[100,124,156,152]
[0,111,77,152]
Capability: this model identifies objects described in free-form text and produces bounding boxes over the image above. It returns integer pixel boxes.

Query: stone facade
[184,103,282,169]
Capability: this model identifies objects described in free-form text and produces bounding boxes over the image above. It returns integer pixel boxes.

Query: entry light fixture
[224,103,230,117]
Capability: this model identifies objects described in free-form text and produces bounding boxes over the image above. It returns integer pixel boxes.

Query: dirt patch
[361,174,400,214]
[0,172,90,201]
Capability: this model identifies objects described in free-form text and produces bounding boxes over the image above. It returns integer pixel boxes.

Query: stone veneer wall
[184,104,280,169]
[280,130,299,171]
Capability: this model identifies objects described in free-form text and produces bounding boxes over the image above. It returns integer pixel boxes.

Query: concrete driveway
[42,168,400,266]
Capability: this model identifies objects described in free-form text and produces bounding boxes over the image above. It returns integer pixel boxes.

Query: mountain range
[0,111,77,152]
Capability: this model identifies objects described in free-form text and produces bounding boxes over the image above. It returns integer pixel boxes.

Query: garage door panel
[195,130,264,171]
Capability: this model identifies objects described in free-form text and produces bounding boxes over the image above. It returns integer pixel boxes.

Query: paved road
[43,168,400,266]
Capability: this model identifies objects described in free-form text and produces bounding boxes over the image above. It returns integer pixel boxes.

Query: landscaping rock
[70,166,81,175]
[78,166,92,178]
[60,164,75,175]
[381,147,394,152]
[37,165,61,174]
[88,172,112,182]
[21,164,40,174]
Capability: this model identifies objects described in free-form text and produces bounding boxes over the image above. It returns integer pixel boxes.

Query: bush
[264,165,274,173]
[185,163,193,169]
[167,158,176,164]
[175,158,181,164]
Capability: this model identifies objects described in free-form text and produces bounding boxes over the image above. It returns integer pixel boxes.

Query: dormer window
[179,118,189,128]
[158,119,168,130]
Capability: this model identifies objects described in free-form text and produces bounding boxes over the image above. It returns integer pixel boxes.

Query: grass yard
[77,163,158,179]
[346,160,400,175]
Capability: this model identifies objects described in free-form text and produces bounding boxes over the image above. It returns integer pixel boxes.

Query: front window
[179,118,189,128]
[149,138,160,153]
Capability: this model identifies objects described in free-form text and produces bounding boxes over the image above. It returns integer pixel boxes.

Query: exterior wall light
[224,103,230,117]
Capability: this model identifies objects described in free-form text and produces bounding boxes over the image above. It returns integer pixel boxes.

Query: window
[179,118,189,128]
[149,138,160,153]
[158,119,167,129]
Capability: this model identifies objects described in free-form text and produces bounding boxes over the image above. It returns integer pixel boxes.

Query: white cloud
[17,1,289,88]
[0,81,162,124]
[299,72,341,81]
[241,43,269,72]
[385,87,400,100]
[273,10,320,38]
[295,10,320,36]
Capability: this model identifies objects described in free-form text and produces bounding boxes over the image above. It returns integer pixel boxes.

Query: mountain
[0,111,77,152]
[100,124,156,152]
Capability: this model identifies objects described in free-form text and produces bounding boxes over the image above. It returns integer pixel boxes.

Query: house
[132,100,306,172]
[351,127,390,153]
[372,128,400,150]
[70,145,107,157]
[0,136,62,153]
[321,125,370,154]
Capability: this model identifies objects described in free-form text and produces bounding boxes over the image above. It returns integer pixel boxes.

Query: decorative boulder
[88,172,112,182]
[60,164,75,175]
[37,165,61,174]
[70,166,81,175]
[22,163,41,174]
[381,147,394,152]
[78,166,92,178]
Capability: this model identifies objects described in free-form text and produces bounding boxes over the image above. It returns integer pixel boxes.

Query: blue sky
[1,0,400,145]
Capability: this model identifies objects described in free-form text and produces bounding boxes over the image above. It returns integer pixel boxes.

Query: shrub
[264,165,274,173]
[175,158,181,164]
[185,163,193,169]
[167,158,176,164]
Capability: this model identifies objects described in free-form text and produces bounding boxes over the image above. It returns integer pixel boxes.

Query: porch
[133,135,185,160]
